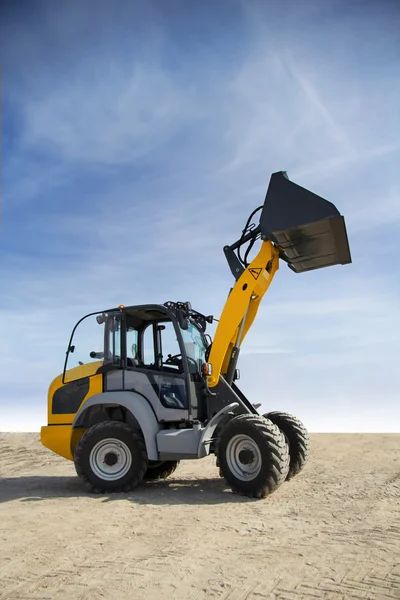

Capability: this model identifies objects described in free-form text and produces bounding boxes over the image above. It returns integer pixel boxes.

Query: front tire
[74,421,148,493]
[216,414,290,498]
[263,411,310,480]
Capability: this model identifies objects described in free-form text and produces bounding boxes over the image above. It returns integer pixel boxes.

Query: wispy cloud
[290,141,400,182]
[281,52,356,157]
[20,64,197,166]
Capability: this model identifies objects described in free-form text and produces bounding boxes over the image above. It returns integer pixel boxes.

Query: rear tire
[263,411,309,480]
[144,460,179,481]
[74,421,148,493]
[216,414,290,498]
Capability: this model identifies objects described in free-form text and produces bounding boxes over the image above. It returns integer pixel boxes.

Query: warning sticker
[249,268,262,280]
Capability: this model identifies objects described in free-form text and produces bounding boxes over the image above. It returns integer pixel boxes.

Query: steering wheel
[165,354,201,378]
[165,353,183,366]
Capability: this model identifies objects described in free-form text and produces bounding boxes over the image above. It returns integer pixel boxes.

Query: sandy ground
[0,433,399,600]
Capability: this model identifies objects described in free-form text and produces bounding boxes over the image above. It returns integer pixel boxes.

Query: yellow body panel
[64,360,104,383]
[208,240,279,386]
[41,425,86,461]
[47,361,103,426]
[43,361,104,459]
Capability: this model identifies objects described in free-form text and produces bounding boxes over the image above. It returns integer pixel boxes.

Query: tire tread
[264,411,310,480]
[144,460,179,481]
[74,421,148,493]
[216,414,290,498]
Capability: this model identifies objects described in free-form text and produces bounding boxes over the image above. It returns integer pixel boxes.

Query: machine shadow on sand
[0,475,253,506]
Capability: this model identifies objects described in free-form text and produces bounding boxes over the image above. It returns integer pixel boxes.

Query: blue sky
[1,0,399,432]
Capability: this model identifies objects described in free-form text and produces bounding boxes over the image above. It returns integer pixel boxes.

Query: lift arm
[207,239,279,387]
[206,171,352,389]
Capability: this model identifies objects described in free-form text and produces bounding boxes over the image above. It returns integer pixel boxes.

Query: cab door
[134,320,189,422]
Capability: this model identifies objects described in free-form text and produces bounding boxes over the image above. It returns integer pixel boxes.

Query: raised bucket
[259,171,352,273]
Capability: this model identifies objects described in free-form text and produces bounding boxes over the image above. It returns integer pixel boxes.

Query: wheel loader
[41,171,351,498]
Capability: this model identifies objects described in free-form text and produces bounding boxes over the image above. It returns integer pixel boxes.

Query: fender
[197,402,239,458]
[72,391,161,460]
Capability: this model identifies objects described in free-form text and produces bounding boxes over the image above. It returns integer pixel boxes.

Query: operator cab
[62,302,212,423]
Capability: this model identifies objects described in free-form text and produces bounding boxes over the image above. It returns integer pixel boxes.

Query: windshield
[179,320,207,374]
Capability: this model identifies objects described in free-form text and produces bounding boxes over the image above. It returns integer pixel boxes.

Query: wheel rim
[225,434,262,481]
[89,438,132,481]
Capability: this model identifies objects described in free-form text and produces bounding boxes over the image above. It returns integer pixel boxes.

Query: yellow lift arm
[207,171,352,388]
[207,240,278,387]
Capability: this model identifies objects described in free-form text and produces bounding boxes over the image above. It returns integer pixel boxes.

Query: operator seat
[161,392,186,409]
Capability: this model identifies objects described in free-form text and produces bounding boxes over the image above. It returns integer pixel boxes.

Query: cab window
[141,321,182,372]
[159,321,182,371]
[127,327,139,363]
[107,314,121,364]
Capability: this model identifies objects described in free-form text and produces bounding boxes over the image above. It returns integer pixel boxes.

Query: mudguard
[197,402,239,458]
[72,391,161,460]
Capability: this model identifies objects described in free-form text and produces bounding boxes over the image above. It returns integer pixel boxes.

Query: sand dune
[0,433,399,599]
